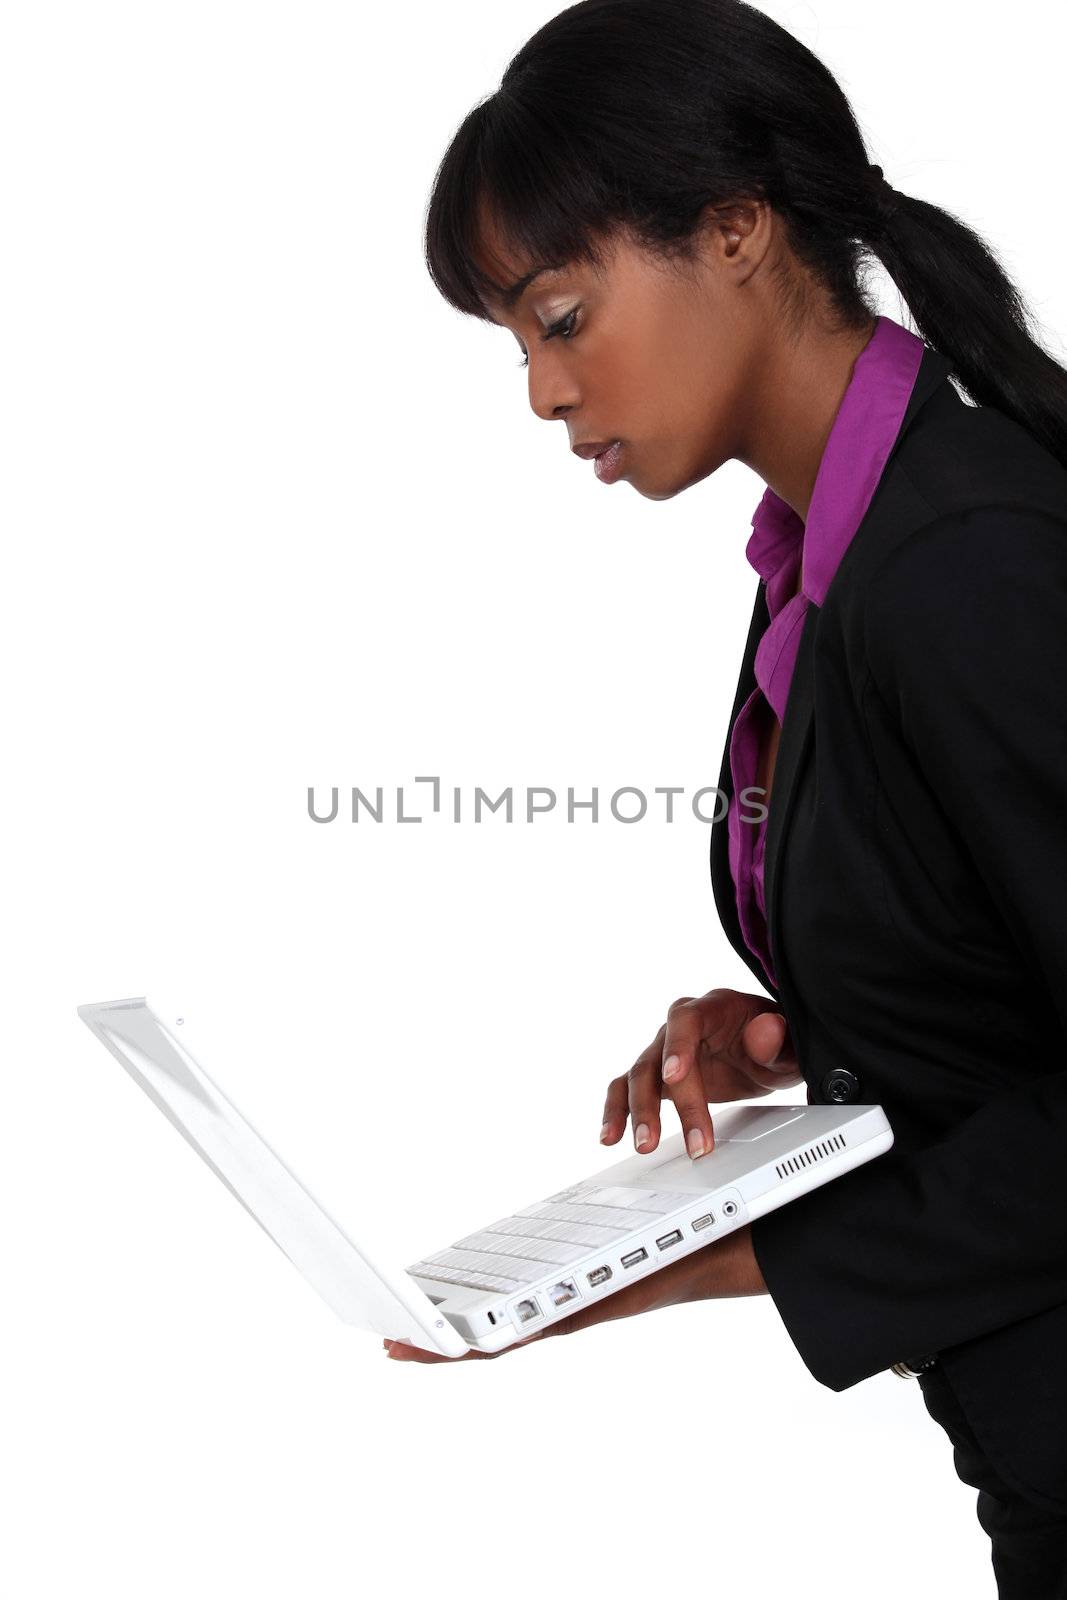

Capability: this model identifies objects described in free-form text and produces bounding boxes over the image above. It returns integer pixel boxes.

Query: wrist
[701,1222,768,1300]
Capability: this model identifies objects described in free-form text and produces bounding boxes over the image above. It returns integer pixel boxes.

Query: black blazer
[709,343,1067,1514]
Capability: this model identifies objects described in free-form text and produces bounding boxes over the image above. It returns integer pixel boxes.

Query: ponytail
[853,168,1067,462]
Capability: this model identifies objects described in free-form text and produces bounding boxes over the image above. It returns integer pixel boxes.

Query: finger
[739,1011,803,1090]
[660,995,717,1158]
[383,1328,552,1361]
[383,1338,478,1362]
[599,1071,632,1146]
[383,1338,497,1362]
[659,991,708,1089]
[626,1028,670,1152]
[692,992,794,1100]
[742,1010,796,1066]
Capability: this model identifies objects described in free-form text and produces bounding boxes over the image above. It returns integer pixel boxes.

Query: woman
[384,1,1067,1590]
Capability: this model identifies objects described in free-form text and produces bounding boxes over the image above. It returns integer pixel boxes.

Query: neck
[735,316,878,521]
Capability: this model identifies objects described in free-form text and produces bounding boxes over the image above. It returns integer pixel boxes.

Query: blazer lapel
[709,578,781,996]
[761,601,817,981]
[710,341,957,995]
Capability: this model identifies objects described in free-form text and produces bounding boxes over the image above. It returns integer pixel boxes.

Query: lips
[592,441,624,483]
[571,439,620,460]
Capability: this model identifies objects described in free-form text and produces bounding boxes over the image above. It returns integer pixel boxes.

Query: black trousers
[918,1361,1067,1596]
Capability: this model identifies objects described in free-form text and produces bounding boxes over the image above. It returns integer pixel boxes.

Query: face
[474,200,783,501]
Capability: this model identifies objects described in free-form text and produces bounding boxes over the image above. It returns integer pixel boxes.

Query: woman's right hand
[599,988,802,1161]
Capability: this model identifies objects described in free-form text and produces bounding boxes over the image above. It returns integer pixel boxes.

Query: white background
[4,2,1063,1595]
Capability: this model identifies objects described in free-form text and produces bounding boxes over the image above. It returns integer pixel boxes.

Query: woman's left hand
[382,1222,767,1362]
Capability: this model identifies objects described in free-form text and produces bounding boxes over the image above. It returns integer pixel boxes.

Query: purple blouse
[726,314,927,990]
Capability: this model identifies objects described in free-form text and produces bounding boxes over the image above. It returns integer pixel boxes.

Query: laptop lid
[77,995,469,1357]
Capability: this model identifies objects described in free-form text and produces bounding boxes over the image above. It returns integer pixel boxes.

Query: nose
[526,356,579,424]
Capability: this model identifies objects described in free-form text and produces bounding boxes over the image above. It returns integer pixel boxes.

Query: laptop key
[438,1247,546,1282]
[455,1232,574,1264]
[408,1263,524,1293]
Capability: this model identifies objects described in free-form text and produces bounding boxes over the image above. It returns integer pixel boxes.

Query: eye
[516,306,581,368]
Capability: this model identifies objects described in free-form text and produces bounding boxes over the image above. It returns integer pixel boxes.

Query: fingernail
[600,1122,612,1142]
[662,1054,681,1081]
[635,1122,651,1149]
[687,1128,706,1158]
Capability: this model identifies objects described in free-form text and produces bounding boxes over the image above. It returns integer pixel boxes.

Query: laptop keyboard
[406,1182,694,1294]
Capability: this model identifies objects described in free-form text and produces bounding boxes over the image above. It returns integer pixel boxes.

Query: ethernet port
[548,1278,580,1308]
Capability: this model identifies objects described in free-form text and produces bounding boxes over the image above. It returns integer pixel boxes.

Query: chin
[629,452,706,502]
[634,477,688,503]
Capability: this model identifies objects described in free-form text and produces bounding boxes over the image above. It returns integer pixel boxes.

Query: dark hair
[423,0,1067,468]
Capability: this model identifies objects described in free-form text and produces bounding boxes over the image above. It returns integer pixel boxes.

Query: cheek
[591,307,720,462]
[610,342,695,440]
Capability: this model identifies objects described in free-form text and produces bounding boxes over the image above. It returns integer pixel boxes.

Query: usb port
[691,1213,715,1232]
[586,1265,613,1287]
[621,1247,648,1269]
[656,1228,684,1250]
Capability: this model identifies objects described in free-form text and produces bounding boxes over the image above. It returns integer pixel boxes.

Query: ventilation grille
[775,1131,847,1180]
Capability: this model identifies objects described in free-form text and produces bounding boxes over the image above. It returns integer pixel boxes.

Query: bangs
[423,90,618,322]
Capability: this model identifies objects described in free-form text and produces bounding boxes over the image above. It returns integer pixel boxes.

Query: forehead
[471,197,578,318]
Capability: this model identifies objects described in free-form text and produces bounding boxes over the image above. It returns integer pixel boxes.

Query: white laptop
[77,994,894,1356]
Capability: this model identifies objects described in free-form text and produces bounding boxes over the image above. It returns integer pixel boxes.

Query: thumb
[745,1011,794,1069]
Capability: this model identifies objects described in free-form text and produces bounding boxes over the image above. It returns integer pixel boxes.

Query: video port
[548,1279,580,1307]
[656,1228,684,1250]
[621,1247,649,1269]
[586,1265,613,1287]
[691,1213,715,1232]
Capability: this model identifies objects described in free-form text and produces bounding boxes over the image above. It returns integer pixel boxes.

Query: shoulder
[892,376,1067,526]
[865,502,1067,698]
[871,500,1067,599]
[829,384,1067,630]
